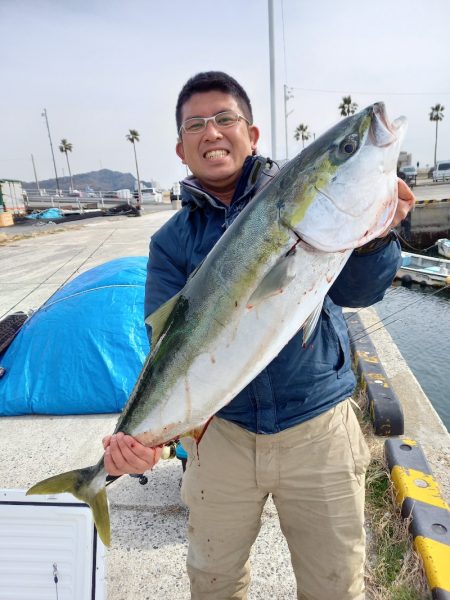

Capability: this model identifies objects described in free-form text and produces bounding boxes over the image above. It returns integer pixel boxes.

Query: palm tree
[126,129,142,211]
[339,96,358,117]
[294,123,311,148]
[429,103,445,166]
[59,138,74,192]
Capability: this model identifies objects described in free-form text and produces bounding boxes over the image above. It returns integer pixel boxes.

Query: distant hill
[22,169,157,192]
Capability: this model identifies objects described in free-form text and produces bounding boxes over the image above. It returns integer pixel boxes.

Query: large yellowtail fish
[28,103,407,545]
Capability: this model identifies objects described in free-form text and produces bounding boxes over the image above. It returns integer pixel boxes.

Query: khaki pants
[181,400,370,600]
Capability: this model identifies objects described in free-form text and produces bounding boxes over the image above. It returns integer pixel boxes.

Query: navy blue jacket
[145,155,401,434]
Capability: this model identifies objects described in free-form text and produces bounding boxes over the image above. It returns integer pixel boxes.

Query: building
[397,151,412,170]
[0,179,26,214]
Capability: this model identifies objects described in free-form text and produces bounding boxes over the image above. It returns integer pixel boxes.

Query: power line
[290,86,450,97]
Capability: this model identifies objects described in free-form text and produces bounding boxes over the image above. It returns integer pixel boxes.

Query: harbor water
[374,282,450,432]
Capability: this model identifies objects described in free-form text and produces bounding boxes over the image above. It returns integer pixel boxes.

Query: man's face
[176,91,260,192]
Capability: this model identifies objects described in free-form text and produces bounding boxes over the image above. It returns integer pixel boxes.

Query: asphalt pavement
[410,178,450,200]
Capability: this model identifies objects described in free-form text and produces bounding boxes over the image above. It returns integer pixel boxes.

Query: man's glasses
[179,110,251,136]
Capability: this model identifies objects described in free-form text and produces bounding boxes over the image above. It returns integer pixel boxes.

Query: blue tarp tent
[0,257,150,415]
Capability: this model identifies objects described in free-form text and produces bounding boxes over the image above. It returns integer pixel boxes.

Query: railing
[23,189,169,214]
[23,190,134,213]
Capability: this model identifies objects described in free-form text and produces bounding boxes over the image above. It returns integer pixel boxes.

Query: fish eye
[339,136,358,156]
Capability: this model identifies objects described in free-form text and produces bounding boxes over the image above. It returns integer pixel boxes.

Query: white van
[433,161,450,182]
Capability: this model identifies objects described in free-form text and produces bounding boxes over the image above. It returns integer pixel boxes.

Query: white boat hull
[437,238,450,259]
[396,251,450,287]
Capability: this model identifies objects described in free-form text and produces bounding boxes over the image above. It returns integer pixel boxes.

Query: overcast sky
[1,0,450,189]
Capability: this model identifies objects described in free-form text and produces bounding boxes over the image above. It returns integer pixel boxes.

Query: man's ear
[249,125,260,154]
[176,140,186,164]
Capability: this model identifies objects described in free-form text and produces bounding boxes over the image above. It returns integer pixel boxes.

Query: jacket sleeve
[328,236,402,308]
[144,230,187,322]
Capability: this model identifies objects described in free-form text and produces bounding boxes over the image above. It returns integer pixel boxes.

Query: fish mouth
[370,102,407,147]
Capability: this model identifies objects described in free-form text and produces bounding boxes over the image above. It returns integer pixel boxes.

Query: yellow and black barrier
[385,438,450,599]
[416,198,450,205]
[346,311,404,436]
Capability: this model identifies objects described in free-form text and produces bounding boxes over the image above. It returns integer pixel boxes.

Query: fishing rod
[0,229,117,322]
[395,231,440,254]
[349,284,450,343]
[343,281,406,324]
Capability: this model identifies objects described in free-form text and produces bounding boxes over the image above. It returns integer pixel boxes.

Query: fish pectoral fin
[247,254,297,308]
[302,302,323,345]
[145,292,181,346]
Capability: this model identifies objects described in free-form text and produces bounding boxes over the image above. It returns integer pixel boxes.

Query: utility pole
[30,154,41,195]
[283,84,294,160]
[268,0,276,159]
[41,108,61,194]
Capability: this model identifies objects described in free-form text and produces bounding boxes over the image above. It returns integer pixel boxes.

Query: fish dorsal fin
[302,303,323,345]
[247,253,297,308]
[145,292,181,346]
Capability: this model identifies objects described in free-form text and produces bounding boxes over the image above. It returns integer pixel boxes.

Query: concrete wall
[405,201,450,246]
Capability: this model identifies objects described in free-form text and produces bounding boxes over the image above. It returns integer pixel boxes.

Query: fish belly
[131,247,350,445]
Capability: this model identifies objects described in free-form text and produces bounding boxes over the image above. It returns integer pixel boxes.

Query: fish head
[281,102,407,252]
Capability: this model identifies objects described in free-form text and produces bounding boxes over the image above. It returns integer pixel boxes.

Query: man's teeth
[205,150,228,159]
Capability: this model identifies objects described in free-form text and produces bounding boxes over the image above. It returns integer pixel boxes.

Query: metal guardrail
[23,190,166,213]
[23,190,137,213]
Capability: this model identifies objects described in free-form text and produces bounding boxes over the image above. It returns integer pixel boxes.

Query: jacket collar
[180,155,274,211]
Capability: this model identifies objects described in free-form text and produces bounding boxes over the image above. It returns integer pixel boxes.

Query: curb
[415,198,450,205]
[346,311,404,436]
[385,438,450,599]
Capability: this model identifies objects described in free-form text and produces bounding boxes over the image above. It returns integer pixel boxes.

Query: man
[103,71,415,599]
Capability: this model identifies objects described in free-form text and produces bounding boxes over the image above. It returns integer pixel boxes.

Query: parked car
[170,182,181,202]
[103,189,132,201]
[433,161,450,182]
[398,166,417,186]
[133,186,162,203]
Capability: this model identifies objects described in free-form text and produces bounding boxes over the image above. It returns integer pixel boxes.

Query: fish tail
[27,464,110,546]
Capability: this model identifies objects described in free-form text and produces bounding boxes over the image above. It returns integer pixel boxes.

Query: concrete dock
[0,208,448,599]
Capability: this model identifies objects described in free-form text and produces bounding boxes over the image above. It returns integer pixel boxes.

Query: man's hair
[176,71,253,132]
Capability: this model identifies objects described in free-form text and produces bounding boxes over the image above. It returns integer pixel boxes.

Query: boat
[437,238,450,259]
[396,251,450,287]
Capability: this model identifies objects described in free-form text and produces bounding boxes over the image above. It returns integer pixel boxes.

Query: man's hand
[380,177,416,236]
[392,177,416,227]
[103,432,163,476]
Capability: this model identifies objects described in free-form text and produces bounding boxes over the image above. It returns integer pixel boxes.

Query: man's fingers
[397,178,416,207]
[105,433,160,474]
[115,434,154,470]
[104,445,120,475]
[103,432,164,476]
[386,178,416,229]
